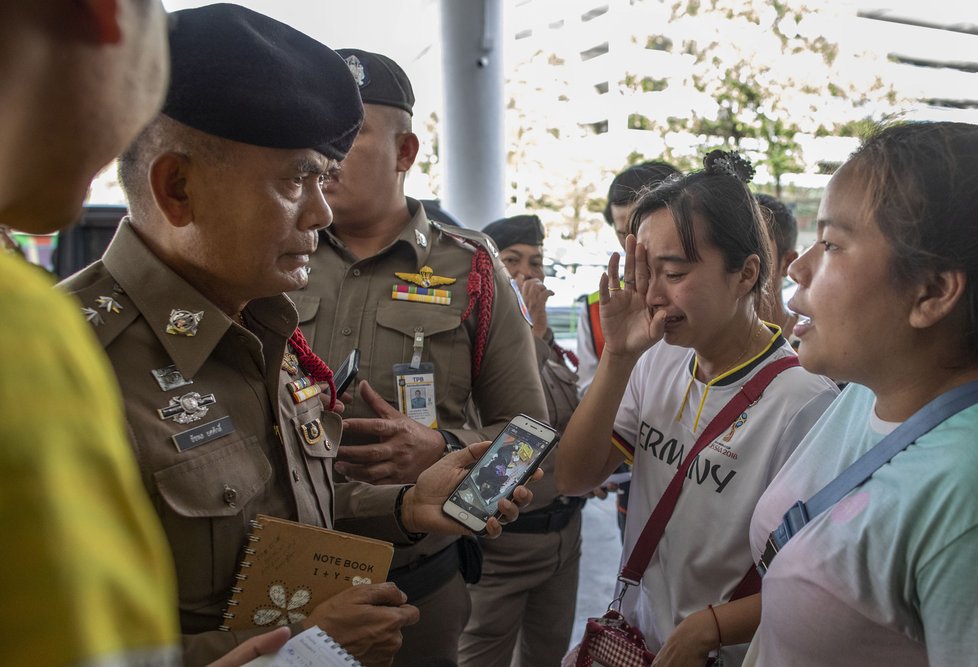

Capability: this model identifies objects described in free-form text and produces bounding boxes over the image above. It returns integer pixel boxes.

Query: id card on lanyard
[393,362,438,428]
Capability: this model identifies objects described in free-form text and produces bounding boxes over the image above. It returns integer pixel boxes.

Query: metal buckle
[609,577,638,612]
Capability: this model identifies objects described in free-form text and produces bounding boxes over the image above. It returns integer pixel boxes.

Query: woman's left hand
[651,609,717,666]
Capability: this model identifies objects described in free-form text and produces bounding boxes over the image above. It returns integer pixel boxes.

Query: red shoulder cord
[288,327,337,410]
[551,341,579,371]
[459,246,495,382]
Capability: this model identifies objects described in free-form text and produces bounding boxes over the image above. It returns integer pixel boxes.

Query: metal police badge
[299,417,324,446]
[166,309,204,336]
[345,54,367,87]
[157,391,216,424]
[151,364,194,392]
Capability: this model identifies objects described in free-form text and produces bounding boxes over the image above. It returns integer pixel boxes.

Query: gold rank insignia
[395,265,456,288]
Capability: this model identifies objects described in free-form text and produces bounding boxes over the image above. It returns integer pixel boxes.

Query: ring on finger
[623,279,636,285]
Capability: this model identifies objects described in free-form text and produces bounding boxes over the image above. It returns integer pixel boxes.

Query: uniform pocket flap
[290,293,321,324]
[375,300,462,337]
[154,436,271,518]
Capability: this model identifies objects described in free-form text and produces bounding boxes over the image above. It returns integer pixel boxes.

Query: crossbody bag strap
[618,355,800,584]
[757,378,978,577]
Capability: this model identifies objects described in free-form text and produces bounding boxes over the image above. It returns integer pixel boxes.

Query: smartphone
[442,414,558,533]
[332,348,360,396]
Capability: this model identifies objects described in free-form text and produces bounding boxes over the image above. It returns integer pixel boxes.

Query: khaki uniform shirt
[290,199,548,567]
[61,221,407,665]
[524,330,581,513]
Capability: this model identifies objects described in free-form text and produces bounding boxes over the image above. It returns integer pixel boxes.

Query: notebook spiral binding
[315,630,363,665]
[218,518,266,631]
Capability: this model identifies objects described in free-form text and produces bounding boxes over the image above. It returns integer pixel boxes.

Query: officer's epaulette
[430,220,499,257]
[61,266,139,349]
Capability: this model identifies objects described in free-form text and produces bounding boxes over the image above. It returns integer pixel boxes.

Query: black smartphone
[442,414,558,532]
[332,348,360,396]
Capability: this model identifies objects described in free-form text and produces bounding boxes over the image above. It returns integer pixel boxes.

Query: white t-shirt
[613,335,838,665]
[746,383,978,667]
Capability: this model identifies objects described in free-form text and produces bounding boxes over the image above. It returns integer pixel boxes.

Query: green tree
[658,0,901,196]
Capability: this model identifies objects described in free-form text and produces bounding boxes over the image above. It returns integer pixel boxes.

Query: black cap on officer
[482,215,546,251]
[337,48,415,116]
[163,3,363,160]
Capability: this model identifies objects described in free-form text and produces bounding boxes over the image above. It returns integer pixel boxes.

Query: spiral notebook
[243,626,362,666]
[220,515,394,632]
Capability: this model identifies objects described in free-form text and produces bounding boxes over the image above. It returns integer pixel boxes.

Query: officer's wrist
[438,428,465,455]
[395,485,426,542]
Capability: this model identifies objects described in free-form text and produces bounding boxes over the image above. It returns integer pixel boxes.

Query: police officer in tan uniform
[458,215,584,667]
[60,8,538,666]
[290,50,548,665]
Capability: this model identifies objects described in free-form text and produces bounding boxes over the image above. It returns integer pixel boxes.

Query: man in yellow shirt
[0,1,180,665]
[0,2,290,665]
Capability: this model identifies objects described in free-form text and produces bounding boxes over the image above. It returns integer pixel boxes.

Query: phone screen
[446,417,556,522]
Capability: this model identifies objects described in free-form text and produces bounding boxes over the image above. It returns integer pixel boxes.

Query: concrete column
[439,0,504,229]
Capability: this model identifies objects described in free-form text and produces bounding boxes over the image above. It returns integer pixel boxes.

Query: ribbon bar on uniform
[391,284,452,305]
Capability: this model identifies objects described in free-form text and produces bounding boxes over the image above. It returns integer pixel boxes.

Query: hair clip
[703,150,755,184]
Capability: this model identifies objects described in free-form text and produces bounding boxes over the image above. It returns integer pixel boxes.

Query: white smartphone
[442,414,559,533]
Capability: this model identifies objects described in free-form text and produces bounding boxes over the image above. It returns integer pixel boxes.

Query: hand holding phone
[442,414,558,533]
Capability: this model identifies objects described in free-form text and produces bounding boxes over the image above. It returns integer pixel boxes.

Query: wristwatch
[438,429,465,454]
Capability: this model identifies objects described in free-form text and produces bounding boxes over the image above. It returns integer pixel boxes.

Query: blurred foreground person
[0,1,180,664]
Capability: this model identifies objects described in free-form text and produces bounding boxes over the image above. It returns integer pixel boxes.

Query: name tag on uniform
[171,416,235,452]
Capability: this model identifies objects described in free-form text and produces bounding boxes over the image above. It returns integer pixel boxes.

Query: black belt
[389,544,459,603]
[504,496,584,534]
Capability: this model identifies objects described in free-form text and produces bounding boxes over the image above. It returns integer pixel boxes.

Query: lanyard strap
[758,378,978,577]
[619,355,800,584]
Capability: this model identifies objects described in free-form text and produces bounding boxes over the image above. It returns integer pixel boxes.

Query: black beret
[163,3,363,161]
[337,49,415,116]
[604,161,680,225]
[482,215,545,250]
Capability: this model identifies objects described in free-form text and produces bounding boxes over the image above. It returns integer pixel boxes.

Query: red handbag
[566,357,798,667]
[571,610,654,666]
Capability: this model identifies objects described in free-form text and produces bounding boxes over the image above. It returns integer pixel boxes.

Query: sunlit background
[22,1,978,317]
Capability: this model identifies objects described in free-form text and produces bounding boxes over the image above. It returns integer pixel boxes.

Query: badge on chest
[393,362,437,428]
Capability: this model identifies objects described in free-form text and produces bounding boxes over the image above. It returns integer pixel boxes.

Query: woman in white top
[557,151,837,666]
